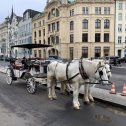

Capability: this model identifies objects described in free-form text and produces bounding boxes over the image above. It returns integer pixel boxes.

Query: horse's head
[95,61,109,85]
[105,62,112,79]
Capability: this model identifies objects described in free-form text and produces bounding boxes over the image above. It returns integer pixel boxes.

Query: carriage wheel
[26,78,36,94]
[6,68,13,85]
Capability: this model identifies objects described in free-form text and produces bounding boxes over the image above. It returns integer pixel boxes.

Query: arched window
[82,19,88,29]
[95,19,101,29]
[70,21,74,30]
[104,19,110,29]
[56,9,59,17]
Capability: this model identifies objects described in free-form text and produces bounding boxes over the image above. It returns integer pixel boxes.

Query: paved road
[0,73,126,126]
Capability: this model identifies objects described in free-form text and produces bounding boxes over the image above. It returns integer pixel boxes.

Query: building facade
[18,9,41,58]
[0,18,8,57]
[32,0,115,60]
[8,8,22,57]
[115,0,126,58]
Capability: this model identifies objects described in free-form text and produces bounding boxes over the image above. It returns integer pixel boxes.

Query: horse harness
[65,59,89,84]
[53,59,112,85]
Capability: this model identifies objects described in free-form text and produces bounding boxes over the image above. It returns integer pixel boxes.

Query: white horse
[82,59,112,104]
[47,59,109,109]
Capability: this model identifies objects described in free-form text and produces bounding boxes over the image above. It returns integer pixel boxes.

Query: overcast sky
[0,0,47,23]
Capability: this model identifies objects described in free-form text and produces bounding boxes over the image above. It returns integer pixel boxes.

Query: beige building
[32,0,115,60]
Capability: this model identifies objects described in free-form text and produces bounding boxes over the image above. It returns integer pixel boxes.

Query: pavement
[0,64,126,107]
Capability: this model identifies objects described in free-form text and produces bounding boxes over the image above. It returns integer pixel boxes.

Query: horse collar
[79,59,89,79]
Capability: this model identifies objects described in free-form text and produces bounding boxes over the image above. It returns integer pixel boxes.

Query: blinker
[99,71,103,76]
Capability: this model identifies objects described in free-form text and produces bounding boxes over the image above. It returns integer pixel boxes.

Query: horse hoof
[53,96,57,100]
[73,106,80,110]
[48,96,53,100]
[83,101,90,105]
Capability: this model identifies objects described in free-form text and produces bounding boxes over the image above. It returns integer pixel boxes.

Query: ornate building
[33,0,115,59]
[0,18,8,57]
[8,7,22,57]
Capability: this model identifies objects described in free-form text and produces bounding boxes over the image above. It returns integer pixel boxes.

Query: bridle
[95,65,109,83]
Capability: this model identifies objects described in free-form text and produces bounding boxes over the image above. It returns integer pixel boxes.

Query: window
[118,36,122,44]
[70,9,74,16]
[43,29,45,36]
[104,19,110,29]
[82,33,88,42]
[34,50,37,57]
[125,36,126,43]
[48,12,51,20]
[51,36,55,44]
[56,21,59,31]
[38,21,41,27]
[70,21,74,30]
[118,13,122,21]
[82,19,88,29]
[104,47,110,56]
[39,40,41,44]
[104,33,109,42]
[95,19,101,29]
[39,30,41,37]
[34,23,36,28]
[56,36,59,44]
[95,7,101,15]
[56,9,59,17]
[52,23,55,32]
[95,47,101,58]
[82,47,88,58]
[104,7,110,15]
[48,37,50,45]
[38,50,41,58]
[69,47,74,60]
[48,24,50,32]
[119,3,123,10]
[51,8,55,16]
[34,31,36,38]
[70,34,74,43]
[82,7,89,15]
[118,24,122,32]
[95,33,100,42]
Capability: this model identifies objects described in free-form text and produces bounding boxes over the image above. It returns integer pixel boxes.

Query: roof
[11,44,52,49]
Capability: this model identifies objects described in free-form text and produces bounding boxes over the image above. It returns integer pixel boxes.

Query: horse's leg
[47,77,53,100]
[73,82,80,109]
[88,82,94,102]
[88,84,94,102]
[60,82,66,94]
[83,82,90,104]
[51,79,57,100]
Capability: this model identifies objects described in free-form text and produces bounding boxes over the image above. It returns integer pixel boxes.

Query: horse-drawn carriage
[5,44,51,94]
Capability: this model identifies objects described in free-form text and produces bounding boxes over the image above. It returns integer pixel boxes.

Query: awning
[11,44,52,49]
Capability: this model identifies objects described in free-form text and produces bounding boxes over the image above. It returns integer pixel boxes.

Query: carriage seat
[32,63,40,72]
[13,60,23,70]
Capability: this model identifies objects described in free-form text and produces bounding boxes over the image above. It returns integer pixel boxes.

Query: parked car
[118,57,126,63]
[45,55,63,64]
[104,56,119,65]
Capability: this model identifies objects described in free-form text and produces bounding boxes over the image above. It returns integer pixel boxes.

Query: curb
[79,86,126,107]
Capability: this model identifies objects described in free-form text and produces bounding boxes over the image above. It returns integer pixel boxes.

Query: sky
[0,0,47,23]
